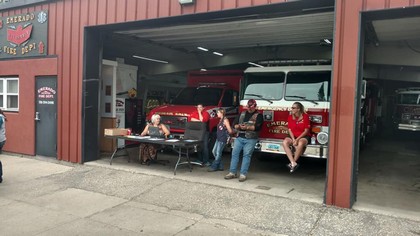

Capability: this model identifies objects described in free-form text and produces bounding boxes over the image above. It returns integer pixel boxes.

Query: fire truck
[237,65,331,158]
[147,70,243,142]
[393,87,420,131]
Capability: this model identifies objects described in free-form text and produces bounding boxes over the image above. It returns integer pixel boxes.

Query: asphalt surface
[0,153,419,236]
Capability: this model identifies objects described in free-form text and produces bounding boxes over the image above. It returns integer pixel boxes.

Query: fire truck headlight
[317,132,328,145]
[309,115,322,123]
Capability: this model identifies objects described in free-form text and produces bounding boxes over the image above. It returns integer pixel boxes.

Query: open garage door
[84,1,337,206]
[354,9,420,219]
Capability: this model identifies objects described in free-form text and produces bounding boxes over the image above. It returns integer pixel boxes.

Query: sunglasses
[291,107,298,109]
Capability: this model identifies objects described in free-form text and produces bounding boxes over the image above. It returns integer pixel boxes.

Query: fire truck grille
[160,116,188,130]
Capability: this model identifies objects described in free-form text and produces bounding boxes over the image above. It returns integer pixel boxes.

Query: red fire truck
[147,70,243,140]
[237,65,331,158]
[393,87,420,131]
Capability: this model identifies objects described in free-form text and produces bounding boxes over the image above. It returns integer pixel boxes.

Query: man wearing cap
[225,99,263,182]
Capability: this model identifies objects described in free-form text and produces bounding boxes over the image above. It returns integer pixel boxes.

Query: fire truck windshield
[243,72,285,100]
[171,87,223,106]
[285,71,331,102]
[397,93,420,105]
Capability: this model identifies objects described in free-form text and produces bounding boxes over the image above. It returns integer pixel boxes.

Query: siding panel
[195,0,209,13]
[137,0,148,19]
[159,0,171,17]
[97,0,107,24]
[237,0,252,7]
[208,0,222,11]
[223,0,237,9]
[117,0,127,22]
[147,0,159,19]
[106,0,117,24]
[126,0,138,21]
[389,0,410,8]
[69,0,81,163]
[88,0,98,25]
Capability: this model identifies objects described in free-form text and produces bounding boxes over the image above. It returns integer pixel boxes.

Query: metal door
[35,76,57,157]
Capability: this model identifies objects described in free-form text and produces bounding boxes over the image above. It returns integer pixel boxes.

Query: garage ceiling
[102,7,420,77]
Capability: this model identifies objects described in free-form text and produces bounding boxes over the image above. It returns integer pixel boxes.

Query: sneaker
[239,174,247,182]
[224,172,237,180]
[207,168,217,172]
[203,162,212,167]
[286,163,292,170]
[290,164,300,173]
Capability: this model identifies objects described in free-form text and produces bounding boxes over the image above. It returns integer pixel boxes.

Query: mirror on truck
[361,80,367,99]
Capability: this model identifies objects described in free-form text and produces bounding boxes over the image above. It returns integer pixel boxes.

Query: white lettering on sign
[38,100,54,105]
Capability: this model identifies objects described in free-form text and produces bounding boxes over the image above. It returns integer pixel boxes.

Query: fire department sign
[0,10,48,59]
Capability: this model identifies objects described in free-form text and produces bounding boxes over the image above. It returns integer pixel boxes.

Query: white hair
[151,114,161,124]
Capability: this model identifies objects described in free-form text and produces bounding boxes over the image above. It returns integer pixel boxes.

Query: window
[0,77,19,111]
[285,71,331,102]
[243,72,285,100]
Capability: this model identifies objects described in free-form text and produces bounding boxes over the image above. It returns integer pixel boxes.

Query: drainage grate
[256,185,271,190]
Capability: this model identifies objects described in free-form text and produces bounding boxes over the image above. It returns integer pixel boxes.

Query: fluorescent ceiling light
[200,69,207,71]
[248,62,264,68]
[324,39,331,44]
[197,46,209,52]
[133,55,168,64]
[212,51,223,56]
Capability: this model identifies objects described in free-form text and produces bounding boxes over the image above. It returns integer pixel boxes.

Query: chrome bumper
[232,138,328,158]
[398,123,420,131]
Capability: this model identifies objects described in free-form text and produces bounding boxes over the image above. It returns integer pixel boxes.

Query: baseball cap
[247,99,257,107]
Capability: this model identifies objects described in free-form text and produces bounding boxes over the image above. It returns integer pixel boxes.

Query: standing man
[0,109,6,183]
[225,99,263,182]
[190,103,211,166]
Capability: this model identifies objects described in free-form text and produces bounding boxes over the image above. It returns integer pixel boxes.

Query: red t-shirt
[287,113,310,138]
[190,111,210,122]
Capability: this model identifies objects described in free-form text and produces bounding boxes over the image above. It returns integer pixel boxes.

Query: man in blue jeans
[225,99,263,182]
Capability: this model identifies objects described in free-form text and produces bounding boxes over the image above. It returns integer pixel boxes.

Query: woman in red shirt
[282,102,310,173]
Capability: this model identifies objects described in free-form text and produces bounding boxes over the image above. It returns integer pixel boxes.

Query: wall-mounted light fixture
[179,0,195,5]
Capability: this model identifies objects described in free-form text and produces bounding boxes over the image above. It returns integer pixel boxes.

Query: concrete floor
[95,132,420,221]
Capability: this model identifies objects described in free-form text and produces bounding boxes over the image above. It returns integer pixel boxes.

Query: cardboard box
[104,128,129,136]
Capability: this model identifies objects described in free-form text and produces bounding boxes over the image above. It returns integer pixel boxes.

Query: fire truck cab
[147,70,242,139]
[393,87,420,131]
[239,65,331,158]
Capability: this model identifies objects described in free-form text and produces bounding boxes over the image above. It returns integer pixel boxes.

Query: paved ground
[0,153,419,236]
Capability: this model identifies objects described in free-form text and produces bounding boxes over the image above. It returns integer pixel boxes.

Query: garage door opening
[354,10,420,220]
[83,2,337,204]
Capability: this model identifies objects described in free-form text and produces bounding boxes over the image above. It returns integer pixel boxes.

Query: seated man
[282,102,310,173]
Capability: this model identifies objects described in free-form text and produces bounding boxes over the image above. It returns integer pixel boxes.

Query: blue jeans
[229,137,258,176]
[197,131,209,164]
[210,140,226,170]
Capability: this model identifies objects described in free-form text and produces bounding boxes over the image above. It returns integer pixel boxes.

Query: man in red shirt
[190,104,211,166]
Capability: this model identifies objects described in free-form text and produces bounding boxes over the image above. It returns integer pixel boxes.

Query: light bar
[212,51,223,56]
[133,55,168,64]
[197,46,209,52]
[248,62,264,68]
